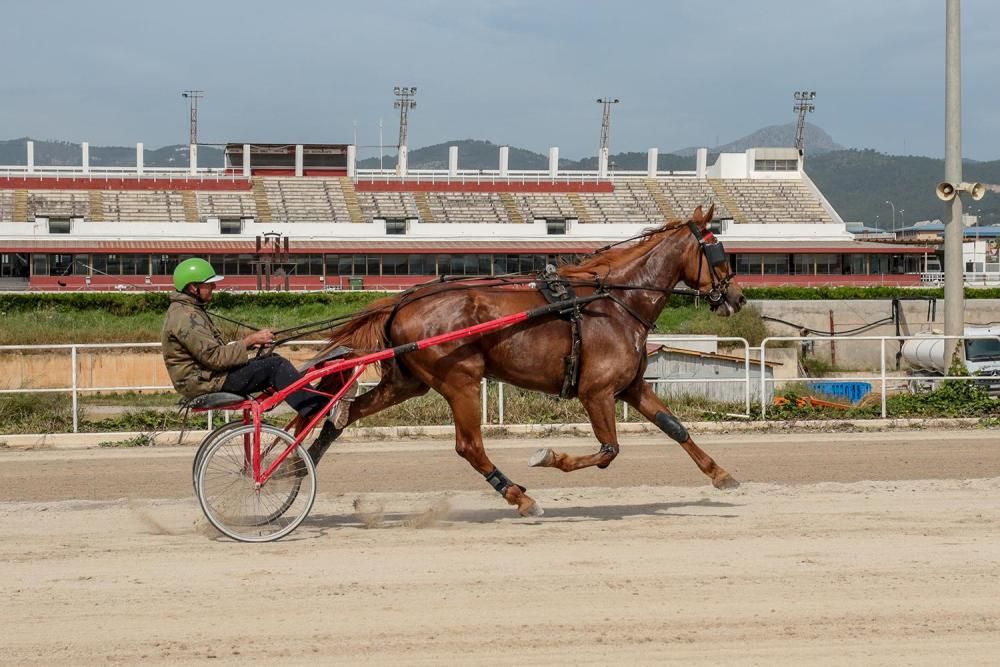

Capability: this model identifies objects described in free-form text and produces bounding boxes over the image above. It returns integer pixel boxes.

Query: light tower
[181,90,204,145]
[597,97,619,177]
[393,86,417,174]
[792,90,816,153]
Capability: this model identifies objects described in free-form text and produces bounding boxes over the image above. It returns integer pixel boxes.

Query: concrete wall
[751,298,1000,370]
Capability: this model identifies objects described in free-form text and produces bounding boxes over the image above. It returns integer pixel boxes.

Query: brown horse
[309,205,745,516]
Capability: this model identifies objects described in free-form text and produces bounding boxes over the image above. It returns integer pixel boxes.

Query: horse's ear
[691,205,704,222]
[704,204,715,224]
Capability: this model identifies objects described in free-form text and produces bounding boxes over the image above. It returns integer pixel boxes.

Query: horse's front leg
[529,391,620,472]
[621,379,739,489]
[448,391,543,517]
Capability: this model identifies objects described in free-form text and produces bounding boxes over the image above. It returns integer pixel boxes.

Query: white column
[242,143,251,177]
[81,142,90,174]
[548,147,559,178]
[136,143,144,174]
[398,146,408,176]
[26,140,34,173]
[346,144,356,177]
[189,144,198,174]
[647,148,658,177]
[448,146,458,177]
[696,148,708,178]
[598,147,609,179]
[295,144,304,177]
[499,146,509,176]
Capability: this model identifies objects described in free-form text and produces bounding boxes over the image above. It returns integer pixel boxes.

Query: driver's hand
[242,329,275,348]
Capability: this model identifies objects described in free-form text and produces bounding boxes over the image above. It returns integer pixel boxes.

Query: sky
[2,0,999,161]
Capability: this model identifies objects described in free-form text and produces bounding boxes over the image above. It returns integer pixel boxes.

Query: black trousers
[221,355,325,417]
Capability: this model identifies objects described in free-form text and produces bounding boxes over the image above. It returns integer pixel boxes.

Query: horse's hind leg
[622,380,739,489]
[529,391,620,472]
[446,387,542,517]
[307,370,429,465]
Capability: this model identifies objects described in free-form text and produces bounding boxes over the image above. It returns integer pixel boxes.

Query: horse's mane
[559,219,687,280]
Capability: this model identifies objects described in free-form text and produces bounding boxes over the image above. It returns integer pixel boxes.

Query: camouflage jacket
[160,292,248,399]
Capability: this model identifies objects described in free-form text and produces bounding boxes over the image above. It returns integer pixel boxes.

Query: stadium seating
[718,179,831,224]
[196,192,257,220]
[0,190,16,222]
[0,174,834,226]
[102,191,185,223]
[26,190,91,219]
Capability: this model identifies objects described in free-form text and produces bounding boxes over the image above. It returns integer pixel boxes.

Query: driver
[161,257,336,427]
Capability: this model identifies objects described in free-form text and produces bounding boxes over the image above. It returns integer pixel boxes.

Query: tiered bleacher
[719,179,831,224]
[26,191,90,219]
[261,179,342,223]
[0,177,835,226]
[0,190,12,221]
[103,191,185,223]
[359,191,421,220]
[196,191,257,219]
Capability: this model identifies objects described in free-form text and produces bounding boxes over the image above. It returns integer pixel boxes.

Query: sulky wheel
[196,424,316,542]
[192,420,248,496]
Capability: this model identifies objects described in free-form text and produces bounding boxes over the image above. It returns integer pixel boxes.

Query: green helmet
[173,258,223,291]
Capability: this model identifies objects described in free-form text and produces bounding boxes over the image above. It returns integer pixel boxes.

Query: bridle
[685,220,735,308]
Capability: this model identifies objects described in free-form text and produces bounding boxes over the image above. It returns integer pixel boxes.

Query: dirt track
[2,430,999,665]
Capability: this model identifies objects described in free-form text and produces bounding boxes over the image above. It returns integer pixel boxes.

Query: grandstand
[0,141,934,290]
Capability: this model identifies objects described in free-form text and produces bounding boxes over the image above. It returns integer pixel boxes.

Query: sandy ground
[1,429,999,665]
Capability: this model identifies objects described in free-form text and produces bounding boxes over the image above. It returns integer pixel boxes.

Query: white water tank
[900,325,1000,373]
[900,335,947,372]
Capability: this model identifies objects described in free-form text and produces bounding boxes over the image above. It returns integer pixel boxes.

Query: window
[325,254,379,276]
[220,219,242,235]
[381,254,406,276]
[844,254,867,275]
[762,254,789,275]
[792,254,840,275]
[735,254,763,275]
[754,159,798,172]
[385,219,407,235]
[546,219,567,235]
[119,254,150,276]
[48,219,71,234]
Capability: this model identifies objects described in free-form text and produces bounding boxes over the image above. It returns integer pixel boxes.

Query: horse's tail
[325,295,398,354]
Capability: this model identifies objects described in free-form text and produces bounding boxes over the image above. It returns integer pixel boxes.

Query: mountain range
[2,124,997,228]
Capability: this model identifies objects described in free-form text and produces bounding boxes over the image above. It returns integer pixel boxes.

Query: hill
[0,138,224,168]
[805,150,1000,228]
[673,122,842,156]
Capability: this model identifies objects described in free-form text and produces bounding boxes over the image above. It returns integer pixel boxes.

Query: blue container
[806,381,872,404]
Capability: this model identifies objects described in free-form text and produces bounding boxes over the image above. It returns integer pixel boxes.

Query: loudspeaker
[960,182,986,201]
[936,182,956,201]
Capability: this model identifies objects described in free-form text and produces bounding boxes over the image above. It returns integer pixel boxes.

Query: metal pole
[498,381,505,425]
[944,0,964,365]
[71,346,79,433]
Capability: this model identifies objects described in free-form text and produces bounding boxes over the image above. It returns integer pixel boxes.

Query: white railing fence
[1,334,996,435]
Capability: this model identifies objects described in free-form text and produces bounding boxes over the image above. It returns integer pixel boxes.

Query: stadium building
[0,141,935,291]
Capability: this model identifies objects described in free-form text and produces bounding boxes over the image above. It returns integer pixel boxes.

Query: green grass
[0,303,374,345]
[0,298,761,346]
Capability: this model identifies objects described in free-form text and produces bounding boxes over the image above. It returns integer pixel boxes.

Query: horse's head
[677,205,745,316]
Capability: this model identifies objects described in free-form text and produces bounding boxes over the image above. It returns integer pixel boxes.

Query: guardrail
[760,334,1000,419]
[5,334,995,435]
[0,336,753,434]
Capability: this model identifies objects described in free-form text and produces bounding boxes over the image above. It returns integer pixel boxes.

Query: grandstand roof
[0,238,932,254]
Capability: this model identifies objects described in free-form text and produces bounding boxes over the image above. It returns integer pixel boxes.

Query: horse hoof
[713,474,740,490]
[528,448,553,467]
[519,501,544,517]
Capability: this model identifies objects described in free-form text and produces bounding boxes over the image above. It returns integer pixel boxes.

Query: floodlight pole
[393,86,417,174]
[943,0,964,364]
[597,97,619,154]
[181,90,204,145]
[793,90,816,154]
